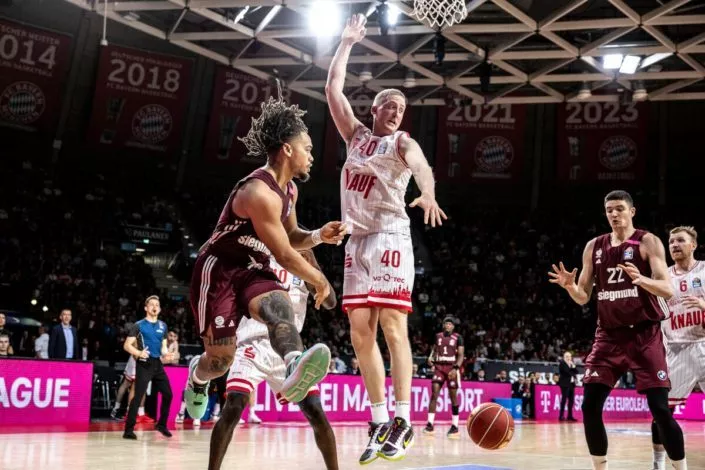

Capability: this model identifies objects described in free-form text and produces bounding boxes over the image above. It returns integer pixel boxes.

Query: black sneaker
[447,425,460,439]
[377,417,415,461]
[359,421,391,465]
[155,425,173,437]
[123,431,137,440]
[423,422,435,435]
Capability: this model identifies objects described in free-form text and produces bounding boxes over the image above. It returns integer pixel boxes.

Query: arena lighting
[184,235,190,240]
[640,52,672,69]
[632,82,648,102]
[42,306,49,312]
[619,55,641,74]
[377,2,390,36]
[603,54,624,70]
[359,64,373,82]
[234,6,249,24]
[387,4,401,26]
[135,247,146,252]
[577,83,592,100]
[143,239,150,244]
[403,71,416,88]
[30,299,37,306]
[308,1,342,37]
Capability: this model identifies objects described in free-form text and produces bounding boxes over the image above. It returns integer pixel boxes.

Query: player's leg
[448,372,460,438]
[348,306,389,464]
[581,383,612,469]
[208,391,248,470]
[424,381,442,434]
[566,385,576,420]
[248,389,262,423]
[124,361,153,438]
[378,307,414,460]
[646,388,686,468]
[249,290,330,403]
[111,375,132,419]
[299,393,339,470]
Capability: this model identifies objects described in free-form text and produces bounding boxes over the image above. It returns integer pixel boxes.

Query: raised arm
[401,134,447,227]
[619,233,673,300]
[239,181,329,307]
[325,14,366,143]
[549,238,596,306]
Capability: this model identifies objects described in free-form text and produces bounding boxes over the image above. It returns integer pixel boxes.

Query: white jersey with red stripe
[235,257,309,344]
[662,260,705,344]
[341,126,412,236]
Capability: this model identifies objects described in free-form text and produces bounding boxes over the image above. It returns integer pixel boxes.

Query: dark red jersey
[204,168,294,268]
[592,229,668,329]
[433,332,463,364]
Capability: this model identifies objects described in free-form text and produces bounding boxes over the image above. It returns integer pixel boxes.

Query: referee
[123,295,174,439]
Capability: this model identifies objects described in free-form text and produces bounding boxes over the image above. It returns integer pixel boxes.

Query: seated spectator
[0,333,11,357]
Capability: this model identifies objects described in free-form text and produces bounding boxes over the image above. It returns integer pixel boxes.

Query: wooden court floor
[2,420,705,470]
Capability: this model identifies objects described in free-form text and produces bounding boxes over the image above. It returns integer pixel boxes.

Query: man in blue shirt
[123,295,174,439]
[48,309,80,360]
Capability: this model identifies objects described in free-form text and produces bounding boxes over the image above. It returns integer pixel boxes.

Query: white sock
[284,351,302,367]
[652,444,666,469]
[138,407,145,416]
[591,455,608,470]
[213,403,221,415]
[371,402,390,424]
[427,413,435,425]
[395,401,411,423]
[113,402,120,411]
[249,408,257,418]
[672,458,688,470]
[452,414,459,427]
[192,369,208,385]
[179,401,187,414]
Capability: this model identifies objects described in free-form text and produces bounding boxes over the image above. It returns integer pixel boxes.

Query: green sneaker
[280,344,330,403]
[184,355,209,420]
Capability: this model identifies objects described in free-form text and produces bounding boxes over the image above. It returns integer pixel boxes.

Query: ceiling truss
[63,0,705,104]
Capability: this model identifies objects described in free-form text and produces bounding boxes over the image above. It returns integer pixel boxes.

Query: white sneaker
[239,418,246,425]
[212,413,221,422]
[175,413,184,424]
[193,419,201,427]
[249,413,262,424]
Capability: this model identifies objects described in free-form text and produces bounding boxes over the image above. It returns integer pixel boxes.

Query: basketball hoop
[412,0,468,29]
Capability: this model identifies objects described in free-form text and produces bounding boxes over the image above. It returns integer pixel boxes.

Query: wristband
[311,228,323,246]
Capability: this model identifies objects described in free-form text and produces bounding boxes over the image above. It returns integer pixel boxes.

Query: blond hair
[373,89,407,106]
[144,295,160,306]
[670,226,698,242]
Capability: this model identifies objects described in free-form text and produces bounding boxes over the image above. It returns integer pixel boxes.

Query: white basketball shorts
[342,232,415,313]
[124,356,136,382]
[226,338,319,404]
[666,342,705,407]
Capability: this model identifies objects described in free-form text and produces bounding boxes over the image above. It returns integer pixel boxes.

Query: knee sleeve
[646,388,685,461]
[582,384,611,456]
[651,419,662,445]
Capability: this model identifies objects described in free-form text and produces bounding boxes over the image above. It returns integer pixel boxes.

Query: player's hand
[682,295,705,311]
[342,13,366,44]
[319,221,348,246]
[618,262,643,285]
[548,262,577,289]
[409,192,447,227]
[313,275,331,310]
[139,348,150,360]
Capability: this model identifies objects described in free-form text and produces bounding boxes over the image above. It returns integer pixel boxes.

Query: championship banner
[556,102,648,182]
[203,67,295,165]
[0,359,94,432]
[323,89,413,176]
[0,18,73,134]
[435,103,526,182]
[164,367,510,425]
[86,44,193,155]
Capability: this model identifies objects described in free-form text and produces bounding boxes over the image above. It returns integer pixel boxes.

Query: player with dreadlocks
[185,86,348,419]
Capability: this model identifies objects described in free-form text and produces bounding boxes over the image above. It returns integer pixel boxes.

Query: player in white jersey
[326,13,446,463]
[208,249,339,470]
[652,225,705,470]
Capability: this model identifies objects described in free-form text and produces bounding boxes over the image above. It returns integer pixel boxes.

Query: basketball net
[412,0,468,29]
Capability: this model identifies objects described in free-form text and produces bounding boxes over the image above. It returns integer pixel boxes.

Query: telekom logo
[540,390,552,413]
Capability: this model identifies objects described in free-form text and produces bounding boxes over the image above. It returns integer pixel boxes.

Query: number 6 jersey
[662,261,705,343]
[592,229,669,329]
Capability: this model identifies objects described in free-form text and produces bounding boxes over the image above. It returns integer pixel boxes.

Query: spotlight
[603,54,623,70]
[387,4,401,26]
[577,83,591,100]
[31,299,37,306]
[403,71,416,88]
[632,82,648,102]
[42,306,49,312]
[433,32,445,66]
[619,55,640,74]
[308,0,342,37]
[377,2,390,36]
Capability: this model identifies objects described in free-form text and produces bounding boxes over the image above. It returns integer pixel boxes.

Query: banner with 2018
[0,18,73,134]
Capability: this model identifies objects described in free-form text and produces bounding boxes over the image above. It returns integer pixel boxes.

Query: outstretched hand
[548,262,577,289]
[409,193,447,227]
[342,13,367,44]
[320,221,348,245]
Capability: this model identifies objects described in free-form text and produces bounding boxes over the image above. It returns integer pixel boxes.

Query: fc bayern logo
[132,104,173,143]
[474,136,514,173]
[599,136,637,171]
[0,81,46,124]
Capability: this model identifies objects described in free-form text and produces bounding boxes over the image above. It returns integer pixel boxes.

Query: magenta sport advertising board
[164,367,510,424]
[534,385,705,421]
[0,359,94,431]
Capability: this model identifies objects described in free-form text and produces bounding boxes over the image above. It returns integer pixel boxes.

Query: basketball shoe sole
[184,355,210,420]
[280,344,330,403]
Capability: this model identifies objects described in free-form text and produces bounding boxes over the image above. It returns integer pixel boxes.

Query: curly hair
[238,84,308,160]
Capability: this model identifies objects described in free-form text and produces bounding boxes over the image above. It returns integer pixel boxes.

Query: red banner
[556,102,648,182]
[323,89,413,176]
[0,18,72,134]
[435,103,526,182]
[86,44,193,155]
[203,67,295,165]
